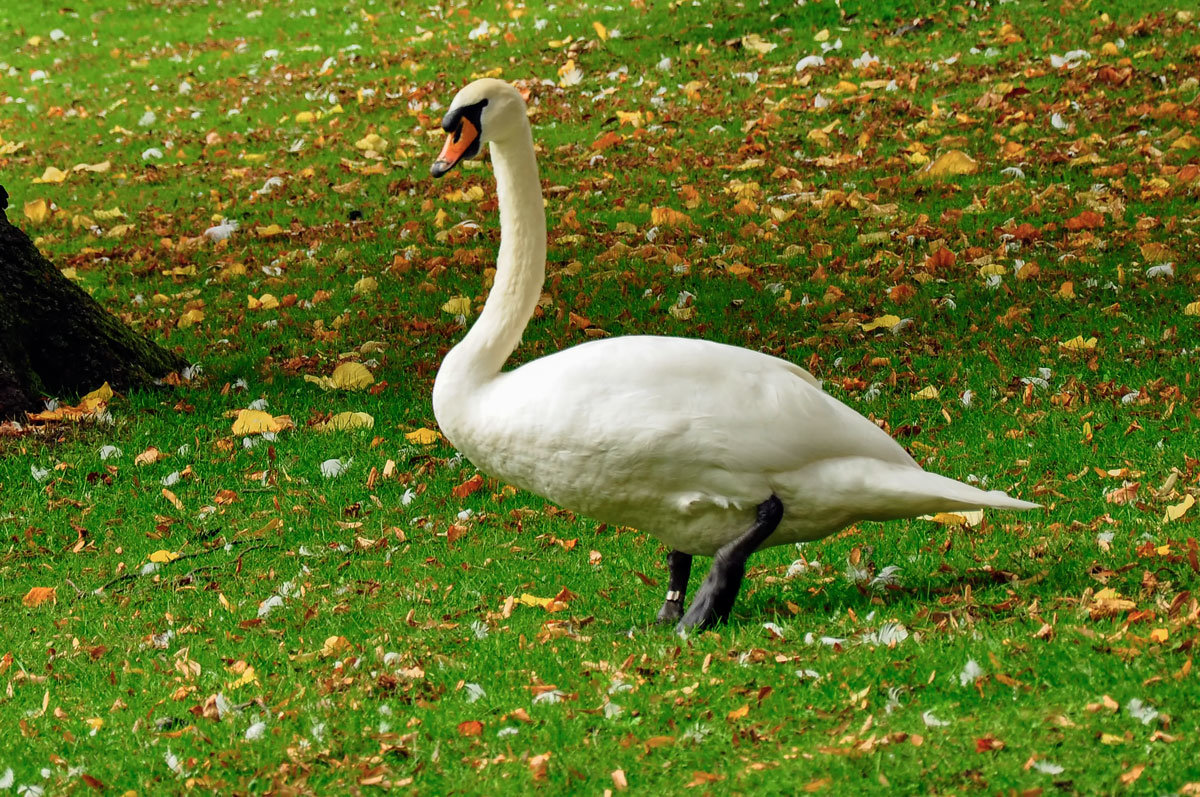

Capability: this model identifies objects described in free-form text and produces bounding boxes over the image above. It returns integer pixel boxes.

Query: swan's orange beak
[431,118,480,178]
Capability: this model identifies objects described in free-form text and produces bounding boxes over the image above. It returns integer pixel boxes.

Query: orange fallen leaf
[529,752,551,780]
[686,771,725,788]
[452,474,485,499]
[457,720,483,737]
[1064,210,1105,231]
[650,206,691,227]
[726,704,750,721]
[23,587,57,607]
[1120,764,1146,786]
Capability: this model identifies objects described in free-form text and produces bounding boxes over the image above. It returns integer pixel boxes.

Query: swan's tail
[814,459,1041,521]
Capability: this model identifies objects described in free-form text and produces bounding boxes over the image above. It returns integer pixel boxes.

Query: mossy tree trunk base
[0,185,187,420]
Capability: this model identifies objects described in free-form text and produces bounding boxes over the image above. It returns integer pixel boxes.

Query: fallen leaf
[911,385,940,400]
[134,447,163,466]
[33,166,69,184]
[457,720,484,737]
[22,587,57,607]
[405,427,442,445]
[355,133,388,152]
[1120,764,1146,786]
[726,704,750,721]
[861,314,901,332]
[231,409,294,435]
[923,150,978,178]
[650,206,691,227]
[441,296,473,315]
[332,362,373,390]
[149,550,181,564]
[741,33,777,54]
[318,411,375,432]
[247,293,279,310]
[1060,335,1097,351]
[453,474,485,499]
[1164,494,1195,523]
[320,635,351,658]
[1064,210,1105,231]
[23,198,50,224]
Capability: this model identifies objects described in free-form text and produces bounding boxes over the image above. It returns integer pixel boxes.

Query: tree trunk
[0,185,187,419]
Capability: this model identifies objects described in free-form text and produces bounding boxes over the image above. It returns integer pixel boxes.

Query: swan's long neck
[441,127,546,386]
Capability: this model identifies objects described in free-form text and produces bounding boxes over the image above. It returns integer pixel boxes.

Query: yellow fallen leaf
[85,718,104,732]
[1150,628,1169,643]
[740,33,776,54]
[331,362,374,390]
[177,308,205,328]
[255,224,285,238]
[93,207,125,221]
[1163,494,1195,523]
[861,314,901,332]
[1058,281,1075,300]
[405,427,442,445]
[1060,335,1097,351]
[23,198,50,224]
[105,224,133,239]
[921,509,984,527]
[320,635,351,658]
[911,385,940,400]
[1184,301,1200,316]
[592,20,608,41]
[727,704,750,721]
[22,587,57,607]
[814,28,830,42]
[319,411,375,431]
[33,166,69,184]
[231,409,294,435]
[923,150,979,178]
[72,160,111,173]
[442,296,473,315]
[149,550,181,563]
[354,133,388,152]
[247,293,279,310]
[516,593,553,609]
[295,110,316,123]
[651,206,691,227]
[978,264,1006,278]
[1170,133,1200,151]
[79,382,114,412]
[227,665,258,690]
[353,276,378,295]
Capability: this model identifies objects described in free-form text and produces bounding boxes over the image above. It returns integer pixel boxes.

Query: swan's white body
[432,80,1037,557]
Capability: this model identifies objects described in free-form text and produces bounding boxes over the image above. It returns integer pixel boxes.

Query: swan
[429,79,1040,630]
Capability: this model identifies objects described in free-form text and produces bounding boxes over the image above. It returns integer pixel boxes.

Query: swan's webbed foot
[676,496,784,632]
[655,550,693,623]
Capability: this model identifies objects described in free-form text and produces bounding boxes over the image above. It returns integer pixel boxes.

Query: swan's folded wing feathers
[494,335,917,482]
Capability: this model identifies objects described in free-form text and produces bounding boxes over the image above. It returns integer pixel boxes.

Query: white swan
[429,79,1039,630]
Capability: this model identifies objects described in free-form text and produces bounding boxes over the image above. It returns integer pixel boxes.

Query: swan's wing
[487,336,916,499]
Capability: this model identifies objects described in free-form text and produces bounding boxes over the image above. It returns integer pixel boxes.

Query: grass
[2,0,1199,792]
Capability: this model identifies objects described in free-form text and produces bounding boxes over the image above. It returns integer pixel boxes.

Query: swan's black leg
[655,550,693,623]
[676,496,784,632]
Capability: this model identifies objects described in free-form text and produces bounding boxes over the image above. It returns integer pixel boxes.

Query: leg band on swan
[655,550,693,623]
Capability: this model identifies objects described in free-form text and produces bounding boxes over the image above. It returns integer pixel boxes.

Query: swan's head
[431,78,527,178]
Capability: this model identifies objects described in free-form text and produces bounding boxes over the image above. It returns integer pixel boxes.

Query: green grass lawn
[2,0,1199,792]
